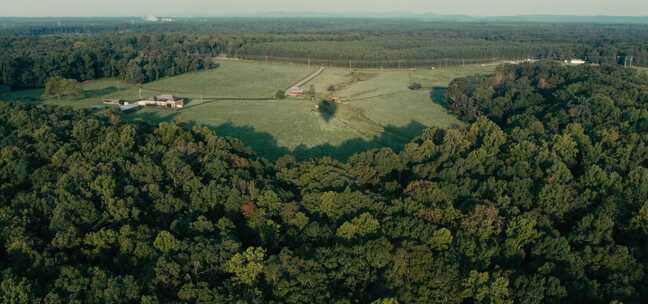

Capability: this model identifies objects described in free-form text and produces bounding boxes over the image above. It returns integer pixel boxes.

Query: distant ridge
[480,15,648,24]
[248,12,648,24]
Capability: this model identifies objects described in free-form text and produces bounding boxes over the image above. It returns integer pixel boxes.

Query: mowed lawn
[307,65,494,130]
[120,59,313,99]
[0,79,131,109]
[1,60,495,160]
[0,60,312,107]
[636,66,648,75]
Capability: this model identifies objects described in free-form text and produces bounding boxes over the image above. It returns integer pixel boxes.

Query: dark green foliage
[42,76,83,99]
[0,33,219,89]
[274,90,286,100]
[318,100,337,122]
[408,82,422,90]
[2,62,648,303]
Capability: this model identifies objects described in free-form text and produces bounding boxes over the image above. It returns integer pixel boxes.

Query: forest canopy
[2,62,648,303]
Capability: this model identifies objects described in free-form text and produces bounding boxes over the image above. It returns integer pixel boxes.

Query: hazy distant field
[1,60,494,160]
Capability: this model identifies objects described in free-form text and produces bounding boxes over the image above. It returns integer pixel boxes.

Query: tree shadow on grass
[0,89,44,104]
[430,86,449,107]
[206,120,428,161]
[210,122,291,161]
[318,100,338,122]
[126,110,180,125]
[430,86,460,124]
[84,86,122,99]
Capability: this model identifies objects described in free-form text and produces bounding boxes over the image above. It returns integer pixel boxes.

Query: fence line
[237,55,514,69]
[223,54,645,69]
[290,67,326,89]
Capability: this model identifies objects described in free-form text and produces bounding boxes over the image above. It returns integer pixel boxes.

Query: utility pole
[139,87,142,100]
[308,56,311,72]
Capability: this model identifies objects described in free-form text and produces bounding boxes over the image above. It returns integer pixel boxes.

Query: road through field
[289,67,326,90]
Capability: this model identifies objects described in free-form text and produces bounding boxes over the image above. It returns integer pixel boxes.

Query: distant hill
[254,12,648,24]
[478,15,648,24]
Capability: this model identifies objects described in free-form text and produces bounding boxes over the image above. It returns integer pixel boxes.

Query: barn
[136,95,185,109]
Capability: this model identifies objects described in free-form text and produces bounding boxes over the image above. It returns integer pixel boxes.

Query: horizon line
[1,13,648,18]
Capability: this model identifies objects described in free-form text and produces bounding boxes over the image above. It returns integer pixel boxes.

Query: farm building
[330,96,343,103]
[103,99,124,105]
[136,95,185,109]
[286,86,305,97]
[565,59,586,65]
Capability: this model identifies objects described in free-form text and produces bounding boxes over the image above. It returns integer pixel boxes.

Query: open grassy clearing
[306,65,494,131]
[0,60,311,107]
[0,79,130,109]
[636,66,648,75]
[2,60,495,160]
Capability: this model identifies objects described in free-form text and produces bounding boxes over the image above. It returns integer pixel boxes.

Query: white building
[566,59,586,65]
[144,15,174,23]
[144,15,159,22]
[136,95,185,109]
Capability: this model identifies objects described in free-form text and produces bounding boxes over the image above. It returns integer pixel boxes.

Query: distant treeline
[2,19,648,90]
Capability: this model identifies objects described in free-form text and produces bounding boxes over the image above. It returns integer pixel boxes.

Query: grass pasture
[1,59,495,160]
[637,66,648,75]
[306,65,494,130]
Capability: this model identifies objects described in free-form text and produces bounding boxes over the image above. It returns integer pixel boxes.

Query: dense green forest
[0,33,220,90]
[2,19,648,90]
[2,62,648,303]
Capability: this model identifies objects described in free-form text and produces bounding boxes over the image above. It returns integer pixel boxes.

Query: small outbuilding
[103,99,124,105]
[286,86,305,97]
[565,59,586,65]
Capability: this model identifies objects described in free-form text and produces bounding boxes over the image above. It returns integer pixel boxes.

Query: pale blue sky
[0,0,646,17]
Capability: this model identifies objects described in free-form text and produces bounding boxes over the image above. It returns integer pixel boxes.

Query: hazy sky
[1,0,647,17]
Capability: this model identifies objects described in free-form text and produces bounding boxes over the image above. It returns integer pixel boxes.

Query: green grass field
[1,60,495,160]
[637,67,648,75]
[307,65,494,129]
